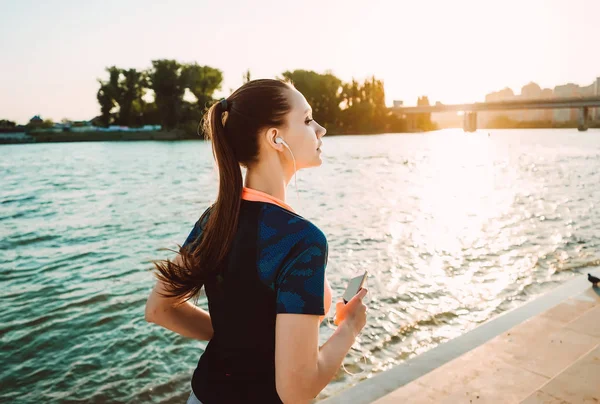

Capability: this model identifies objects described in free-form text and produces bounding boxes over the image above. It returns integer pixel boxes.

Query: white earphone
[274,137,300,208]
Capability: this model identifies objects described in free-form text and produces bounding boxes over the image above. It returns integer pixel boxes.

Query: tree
[181,63,223,114]
[119,68,146,127]
[96,66,121,127]
[146,59,187,130]
[341,79,361,108]
[338,76,389,133]
[96,66,121,126]
[96,84,114,127]
[281,70,343,131]
[96,84,115,127]
[364,76,388,131]
[242,69,252,84]
[415,96,437,131]
[0,119,16,129]
[41,119,54,129]
[96,66,147,127]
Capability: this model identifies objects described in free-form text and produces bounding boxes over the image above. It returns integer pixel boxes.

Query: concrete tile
[495,314,565,342]
[540,344,600,404]
[520,390,570,404]
[372,381,440,404]
[540,297,596,324]
[436,389,497,404]
[566,305,600,338]
[484,315,599,378]
[414,347,549,403]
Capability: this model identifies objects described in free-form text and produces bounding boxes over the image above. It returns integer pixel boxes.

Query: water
[2,129,600,403]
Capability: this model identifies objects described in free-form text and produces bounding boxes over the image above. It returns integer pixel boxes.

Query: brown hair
[151,79,293,304]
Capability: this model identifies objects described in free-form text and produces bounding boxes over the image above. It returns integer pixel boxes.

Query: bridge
[392,96,600,132]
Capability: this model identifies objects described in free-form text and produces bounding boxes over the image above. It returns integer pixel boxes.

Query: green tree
[146,59,187,130]
[242,69,252,84]
[141,102,161,126]
[96,66,121,127]
[364,76,388,131]
[0,119,16,129]
[119,68,146,127]
[341,79,361,108]
[40,119,54,129]
[96,84,115,127]
[338,76,389,133]
[415,96,437,131]
[181,63,223,114]
[386,113,408,133]
[281,70,342,131]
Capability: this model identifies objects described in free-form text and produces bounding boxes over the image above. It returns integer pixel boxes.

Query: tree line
[95,60,436,135]
[96,60,224,133]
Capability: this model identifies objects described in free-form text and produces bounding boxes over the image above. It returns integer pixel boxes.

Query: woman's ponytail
[152,80,292,304]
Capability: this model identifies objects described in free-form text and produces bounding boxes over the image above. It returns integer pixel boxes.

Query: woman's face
[277,88,327,170]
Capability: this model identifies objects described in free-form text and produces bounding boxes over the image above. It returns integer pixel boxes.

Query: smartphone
[342,271,369,304]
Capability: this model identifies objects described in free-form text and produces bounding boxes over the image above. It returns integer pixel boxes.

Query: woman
[145,79,368,403]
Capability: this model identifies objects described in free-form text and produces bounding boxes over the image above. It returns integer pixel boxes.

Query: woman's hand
[334,288,368,337]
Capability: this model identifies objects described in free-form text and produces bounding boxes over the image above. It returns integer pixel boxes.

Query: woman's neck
[244,164,289,202]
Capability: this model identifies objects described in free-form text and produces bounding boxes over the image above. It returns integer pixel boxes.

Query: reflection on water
[1,129,599,402]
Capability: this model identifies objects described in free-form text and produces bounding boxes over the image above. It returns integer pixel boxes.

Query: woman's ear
[264,127,280,150]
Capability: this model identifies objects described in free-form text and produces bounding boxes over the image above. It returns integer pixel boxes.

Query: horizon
[1,0,599,124]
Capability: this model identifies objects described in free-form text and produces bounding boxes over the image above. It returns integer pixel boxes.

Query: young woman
[145,79,368,404]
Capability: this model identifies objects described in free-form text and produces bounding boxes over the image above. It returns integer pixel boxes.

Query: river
[1,128,599,402]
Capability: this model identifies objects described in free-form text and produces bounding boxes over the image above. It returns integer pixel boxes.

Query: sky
[1,0,599,124]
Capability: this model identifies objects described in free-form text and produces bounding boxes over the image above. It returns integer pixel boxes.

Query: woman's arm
[145,255,214,341]
[275,289,368,403]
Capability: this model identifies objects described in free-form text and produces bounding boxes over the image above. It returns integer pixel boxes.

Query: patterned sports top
[182,187,332,403]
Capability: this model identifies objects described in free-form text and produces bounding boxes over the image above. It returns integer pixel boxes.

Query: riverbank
[0,130,197,144]
[0,130,424,145]
[321,268,600,403]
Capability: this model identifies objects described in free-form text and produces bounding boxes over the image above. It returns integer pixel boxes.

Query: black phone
[342,271,369,304]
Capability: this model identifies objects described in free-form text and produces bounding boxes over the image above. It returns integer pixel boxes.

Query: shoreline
[2,126,597,145]
[0,130,194,144]
[0,130,417,145]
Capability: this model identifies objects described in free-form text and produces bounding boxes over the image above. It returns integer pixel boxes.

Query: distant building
[595,77,600,121]
[552,78,600,122]
[519,82,548,121]
[479,87,516,127]
[554,83,582,122]
[588,77,600,121]
[481,77,600,125]
[485,87,516,102]
[541,88,554,121]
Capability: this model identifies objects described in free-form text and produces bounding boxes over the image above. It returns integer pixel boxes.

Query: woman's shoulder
[257,203,327,250]
[181,205,214,249]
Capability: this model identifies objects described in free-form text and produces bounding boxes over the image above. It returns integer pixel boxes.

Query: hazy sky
[1,0,598,124]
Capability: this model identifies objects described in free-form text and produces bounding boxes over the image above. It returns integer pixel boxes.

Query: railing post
[463,112,477,132]
[578,107,589,132]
